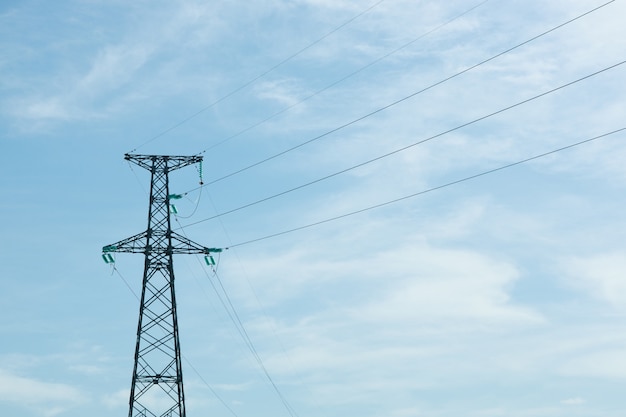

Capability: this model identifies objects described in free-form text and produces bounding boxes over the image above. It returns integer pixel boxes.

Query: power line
[183,358,241,417]
[175,218,300,417]
[221,127,625,248]
[199,188,323,409]
[127,0,386,154]
[200,0,616,186]
[199,0,492,155]
[113,265,140,301]
[179,59,626,229]
[202,264,300,417]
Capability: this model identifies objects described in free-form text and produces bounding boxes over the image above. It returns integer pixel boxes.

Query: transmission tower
[103,154,219,417]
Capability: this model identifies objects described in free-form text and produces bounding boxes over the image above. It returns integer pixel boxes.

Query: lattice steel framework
[103,154,212,417]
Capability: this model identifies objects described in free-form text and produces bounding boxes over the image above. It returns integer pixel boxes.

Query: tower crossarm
[125,153,203,172]
[103,231,149,254]
[170,231,212,254]
[103,231,214,255]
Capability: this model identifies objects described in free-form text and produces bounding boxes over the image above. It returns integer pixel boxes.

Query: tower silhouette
[103,154,217,417]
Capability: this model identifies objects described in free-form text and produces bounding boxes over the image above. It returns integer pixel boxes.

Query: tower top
[124,153,203,171]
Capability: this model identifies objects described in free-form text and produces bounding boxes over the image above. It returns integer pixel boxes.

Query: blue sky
[1,0,626,416]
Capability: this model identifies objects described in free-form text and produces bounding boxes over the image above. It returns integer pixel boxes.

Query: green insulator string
[197,161,204,185]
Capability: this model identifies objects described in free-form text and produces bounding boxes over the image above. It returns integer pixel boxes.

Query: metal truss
[103,154,213,417]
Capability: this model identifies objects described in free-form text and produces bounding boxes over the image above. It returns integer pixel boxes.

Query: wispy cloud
[562,252,626,308]
[561,397,585,405]
[0,368,85,416]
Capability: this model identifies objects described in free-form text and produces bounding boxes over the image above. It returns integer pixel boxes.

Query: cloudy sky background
[1,0,626,416]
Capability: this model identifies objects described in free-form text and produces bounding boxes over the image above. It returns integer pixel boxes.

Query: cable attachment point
[203,247,222,267]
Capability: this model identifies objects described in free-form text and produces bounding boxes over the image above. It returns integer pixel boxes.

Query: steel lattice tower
[103,154,216,417]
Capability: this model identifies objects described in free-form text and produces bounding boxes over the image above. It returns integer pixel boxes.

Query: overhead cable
[199,0,492,154]
[200,0,616,186]
[183,358,241,417]
[222,127,626,248]
[175,219,300,417]
[127,0,386,154]
[202,266,300,417]
[179,59,626,229]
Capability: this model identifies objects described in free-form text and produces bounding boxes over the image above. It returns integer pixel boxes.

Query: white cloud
[563,252,626,308]
[102,388,128,409]
[254,78,309,108]
[0,368,85,416]
[471,406,563,417]
[0,1,227,127]
[69,364,106,375]
[221,234,545,409]
[561,397,585,405]
[389,407,424,417]
[560,349,626,379]
[350,244,541,324]
[78,44,154,95]
[211,382,251,391]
